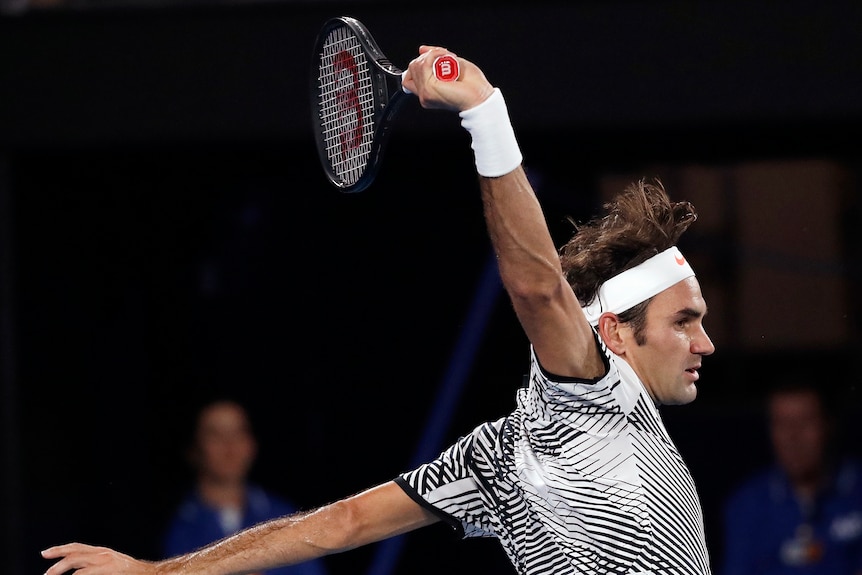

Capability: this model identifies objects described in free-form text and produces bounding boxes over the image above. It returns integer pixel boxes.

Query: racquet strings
[316,25,378,188]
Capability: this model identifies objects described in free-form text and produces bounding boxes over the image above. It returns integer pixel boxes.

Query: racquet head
[310,16,408,193]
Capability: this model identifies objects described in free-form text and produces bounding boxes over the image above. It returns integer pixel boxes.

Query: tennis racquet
[310,16,460,193]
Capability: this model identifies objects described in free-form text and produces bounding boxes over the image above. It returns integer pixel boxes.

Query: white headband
[581,246,695,326]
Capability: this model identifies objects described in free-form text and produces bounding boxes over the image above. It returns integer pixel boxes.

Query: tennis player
[43,45,716,575]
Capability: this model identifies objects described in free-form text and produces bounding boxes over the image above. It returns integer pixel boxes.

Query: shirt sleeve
[396,420,507,539]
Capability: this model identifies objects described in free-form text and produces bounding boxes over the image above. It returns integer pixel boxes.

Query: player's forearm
[158,510,334,575]
[459,88,562,293]
[162,501,379,575]
[480,170,563,293]
[155,483,433,575]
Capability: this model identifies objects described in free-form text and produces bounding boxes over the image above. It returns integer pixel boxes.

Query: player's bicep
[340,481,439,547]
[511,276,604,380]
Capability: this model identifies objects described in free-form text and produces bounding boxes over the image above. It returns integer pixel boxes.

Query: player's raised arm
[404,47,603,380]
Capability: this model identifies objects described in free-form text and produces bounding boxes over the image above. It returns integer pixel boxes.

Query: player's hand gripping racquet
[310,16,460,193]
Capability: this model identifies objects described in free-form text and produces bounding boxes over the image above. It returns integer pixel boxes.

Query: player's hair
[559,178,697,339]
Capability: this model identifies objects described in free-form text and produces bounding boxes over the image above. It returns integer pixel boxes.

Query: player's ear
[597,313,626,355]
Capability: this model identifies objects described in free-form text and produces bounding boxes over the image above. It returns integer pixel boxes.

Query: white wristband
[459,88,523,177]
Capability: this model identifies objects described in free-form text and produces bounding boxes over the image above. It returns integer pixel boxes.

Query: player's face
[625,277,715,405]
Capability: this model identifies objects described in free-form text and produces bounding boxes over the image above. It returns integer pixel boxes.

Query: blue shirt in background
[720,458,862,575]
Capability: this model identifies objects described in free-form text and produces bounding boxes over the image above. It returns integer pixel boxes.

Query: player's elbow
[311,498,376,553]
[505,270,568,309]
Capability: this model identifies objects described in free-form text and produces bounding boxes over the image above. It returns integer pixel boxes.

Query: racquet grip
[401,55,460,95]
[432,55,460,82]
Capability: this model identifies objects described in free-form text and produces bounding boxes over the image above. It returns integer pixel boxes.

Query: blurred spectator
[162,398,328,575]
[719,380,862,574]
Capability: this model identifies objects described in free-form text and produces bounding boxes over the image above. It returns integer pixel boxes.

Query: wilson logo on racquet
[312,16,413,192]
[334,50,364,158]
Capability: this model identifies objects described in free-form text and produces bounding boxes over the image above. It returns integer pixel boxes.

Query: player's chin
[664,383,698,406]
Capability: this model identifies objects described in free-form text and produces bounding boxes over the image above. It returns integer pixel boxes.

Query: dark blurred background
[2,1,861,574]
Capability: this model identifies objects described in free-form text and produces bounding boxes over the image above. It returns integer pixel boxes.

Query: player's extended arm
[42,481,437,575]
[404,46,603,379]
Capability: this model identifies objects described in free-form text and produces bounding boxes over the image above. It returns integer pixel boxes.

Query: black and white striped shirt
[396,344,710,575]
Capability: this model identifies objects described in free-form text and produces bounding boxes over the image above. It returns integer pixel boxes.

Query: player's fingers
[42,544,96,575]
[42,544,142,575]
[416,45,456,61]
[42,542,78,558]
[408,50,456,82]
[418,44,445,54]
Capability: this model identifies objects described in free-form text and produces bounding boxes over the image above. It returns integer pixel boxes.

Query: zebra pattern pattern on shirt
[396,346,710,575]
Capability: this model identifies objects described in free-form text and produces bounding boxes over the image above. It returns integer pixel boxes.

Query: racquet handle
[401,55,460,95]
[433,55,460,81]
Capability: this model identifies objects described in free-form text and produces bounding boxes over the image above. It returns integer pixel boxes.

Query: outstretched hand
[401,45,495,113]
[42,543,154,575]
